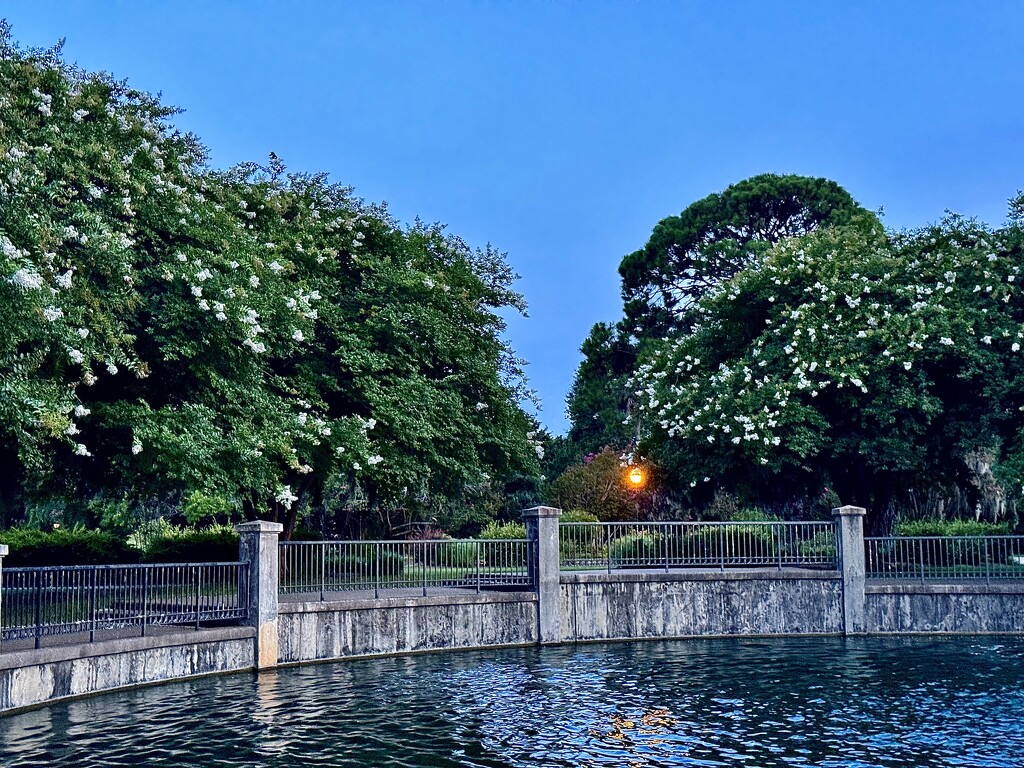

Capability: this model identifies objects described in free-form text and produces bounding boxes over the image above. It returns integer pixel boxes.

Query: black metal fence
[560,521,838,571]
[1,562,249,647]
[865,536,1024,582]
[279,539,534,599]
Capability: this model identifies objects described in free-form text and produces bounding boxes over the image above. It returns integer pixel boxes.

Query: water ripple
[2,637,1024,767]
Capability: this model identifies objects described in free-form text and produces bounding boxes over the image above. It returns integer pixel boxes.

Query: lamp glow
[627,466,645,487]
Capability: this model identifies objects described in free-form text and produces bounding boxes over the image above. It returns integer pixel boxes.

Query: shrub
[548,448,654,521]
[290,526,323,541]
[561,509,599,524]
[891,519,1011,568]
[798,531,837,563]
[609,531,662,564]
[0,527,139,567]
[682,524,776,563]
[443,541,478,568]
[894,519,1010,537]
[335,546,406,578]
[559,510,605,563]
[478,521,527,540]
[143,525,239,563]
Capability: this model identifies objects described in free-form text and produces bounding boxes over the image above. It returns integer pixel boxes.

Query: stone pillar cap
[0,544,7,557]
[522,506,562,518]
[235,520,285,533]
[832,505,867,517]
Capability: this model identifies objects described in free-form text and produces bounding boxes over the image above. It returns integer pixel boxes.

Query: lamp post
[625,464,646,521]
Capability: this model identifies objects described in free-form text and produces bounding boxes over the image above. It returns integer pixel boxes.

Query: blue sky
[5,2,1023,434]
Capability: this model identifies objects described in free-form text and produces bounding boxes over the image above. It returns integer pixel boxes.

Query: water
[2,636,1024,767]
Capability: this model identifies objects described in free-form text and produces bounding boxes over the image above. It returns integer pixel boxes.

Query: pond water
[2,636,1024,767]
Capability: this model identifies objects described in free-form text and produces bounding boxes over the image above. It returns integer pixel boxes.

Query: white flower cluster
[275,485,299,508]
[634,224,1024,467]
[10,267,43,291]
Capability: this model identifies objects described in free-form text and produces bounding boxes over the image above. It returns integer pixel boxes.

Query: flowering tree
[0,27,164,510]
[0,25,540,535]
[632,211,1024,526]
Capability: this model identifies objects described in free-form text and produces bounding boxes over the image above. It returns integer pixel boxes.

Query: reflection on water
[2,636,1024,767]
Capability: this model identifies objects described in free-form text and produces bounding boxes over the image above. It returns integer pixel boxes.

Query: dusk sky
[5,1,1023,434]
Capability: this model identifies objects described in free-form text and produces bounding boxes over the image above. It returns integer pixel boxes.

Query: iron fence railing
[279,539,534,599]
[1,562,249,648]
[865,536,1024,582]
[559,521,838,571]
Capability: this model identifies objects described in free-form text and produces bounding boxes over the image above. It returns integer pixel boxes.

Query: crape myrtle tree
[0,25,540,536]
[555,175,871,489]
[632,211,1024,530]
[0,28,162,521]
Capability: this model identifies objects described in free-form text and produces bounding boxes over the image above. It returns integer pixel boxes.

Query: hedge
[0,528,139,567]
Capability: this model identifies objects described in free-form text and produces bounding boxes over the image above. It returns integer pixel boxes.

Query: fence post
[0,544,6,652]
[236,521,283,670]
[523,506,562,645]
[833,505,867,635]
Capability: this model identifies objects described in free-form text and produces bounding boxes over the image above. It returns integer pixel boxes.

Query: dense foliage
[0,527,138,566]
[631,213,1024,529]
[619,173,870,339]
[142,526,239,563]
[547,448,664,521]
[556,175,1024,531]
[0,24,540,538]
[564,322,636,457]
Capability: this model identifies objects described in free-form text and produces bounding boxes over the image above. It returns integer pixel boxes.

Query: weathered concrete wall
[278,592,538,664]
[562,570,844,641]
[865,583,1024,634]
[0,627,256,714]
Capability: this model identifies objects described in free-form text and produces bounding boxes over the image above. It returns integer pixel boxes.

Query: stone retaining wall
[865,583,1024,634]
[561,570,844,641]
[0,627,255,714]
[278,592,538,664]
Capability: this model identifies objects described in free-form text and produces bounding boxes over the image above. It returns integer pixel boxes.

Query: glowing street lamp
[627,466,645,488]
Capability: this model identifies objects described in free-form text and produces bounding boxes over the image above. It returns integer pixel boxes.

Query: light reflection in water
[1,636,1023,767]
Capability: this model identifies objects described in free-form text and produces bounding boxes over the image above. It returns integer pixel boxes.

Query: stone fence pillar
[833,505,867,635]
[523,506,562,645]
[0,544,6,652]
[236,521,283,669]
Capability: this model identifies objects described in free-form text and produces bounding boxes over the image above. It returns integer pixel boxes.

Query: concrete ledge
[867,582,1024,596]
[279,591,537,614]
[561,568,841,584]
[0,626,256,671]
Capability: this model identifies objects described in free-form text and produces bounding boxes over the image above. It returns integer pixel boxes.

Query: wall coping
[279,590,537,614]
[0,626,256,671]
[561,568,841,584]
[866,582,1024,596]
[832,505,867,517]
[522,505,562,519]
[235,520,284,533]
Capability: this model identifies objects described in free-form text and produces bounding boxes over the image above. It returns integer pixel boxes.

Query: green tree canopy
[564,321,636,456]
[0,25,540,536]
[619,174,871,339]
[632,212,1024,528]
